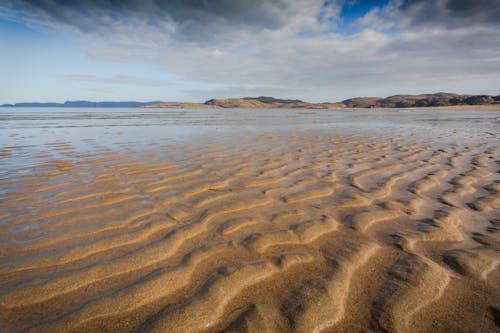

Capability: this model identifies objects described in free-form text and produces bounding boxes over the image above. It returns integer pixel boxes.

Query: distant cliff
[1,101,162,108]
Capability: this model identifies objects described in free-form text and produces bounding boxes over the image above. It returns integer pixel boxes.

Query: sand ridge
[0,131,499,332]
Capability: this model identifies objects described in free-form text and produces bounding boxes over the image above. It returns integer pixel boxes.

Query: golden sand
[0,131,499,332]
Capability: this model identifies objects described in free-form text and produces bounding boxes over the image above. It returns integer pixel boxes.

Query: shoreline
[4,92,499,109]
[144,103,500,109]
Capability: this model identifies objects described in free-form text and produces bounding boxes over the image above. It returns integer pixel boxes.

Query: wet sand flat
[0,108,499,332]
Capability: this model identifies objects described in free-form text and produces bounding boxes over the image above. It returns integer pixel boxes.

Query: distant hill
[341,93,500,108]
[3,93,500,109]
[242,96,303,104]
[1,101,162,108]
[147,93,500,109]
[149,96,344,109]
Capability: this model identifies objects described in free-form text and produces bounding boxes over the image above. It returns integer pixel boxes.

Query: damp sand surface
[0,107,499,332]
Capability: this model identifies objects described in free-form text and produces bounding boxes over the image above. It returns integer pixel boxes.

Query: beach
[0,107,499,332]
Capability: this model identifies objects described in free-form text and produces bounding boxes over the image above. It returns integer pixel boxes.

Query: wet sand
[0,109,499,332]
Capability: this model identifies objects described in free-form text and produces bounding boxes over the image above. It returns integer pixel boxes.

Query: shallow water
[1,107,498,176]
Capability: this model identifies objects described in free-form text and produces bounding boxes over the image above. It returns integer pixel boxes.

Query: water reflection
[0,107,498,176]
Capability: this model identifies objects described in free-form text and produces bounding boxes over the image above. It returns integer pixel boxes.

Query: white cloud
[2,0,500,101]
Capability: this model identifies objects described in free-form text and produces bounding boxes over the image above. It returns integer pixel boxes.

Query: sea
[1,107,498,176]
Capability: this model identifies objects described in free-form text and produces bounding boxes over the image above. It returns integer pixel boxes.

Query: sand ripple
[0,132,499,332]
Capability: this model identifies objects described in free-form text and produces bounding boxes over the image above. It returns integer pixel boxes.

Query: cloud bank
[2,0,500,101]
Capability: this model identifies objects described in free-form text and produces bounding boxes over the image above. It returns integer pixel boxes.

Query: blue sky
[1,0,499,103]
[0,15,199,102]
[340,0,389,28]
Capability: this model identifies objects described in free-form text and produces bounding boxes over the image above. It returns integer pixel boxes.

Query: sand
[0,128,499,332]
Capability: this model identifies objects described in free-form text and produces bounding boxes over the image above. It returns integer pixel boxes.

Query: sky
[1,0,499,103]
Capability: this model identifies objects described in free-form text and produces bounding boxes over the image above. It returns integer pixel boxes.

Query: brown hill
[341,97,380,108]
[341,93,499,108]
[205,98,344,109]
[146,97,344,109]
[145,93,499,109]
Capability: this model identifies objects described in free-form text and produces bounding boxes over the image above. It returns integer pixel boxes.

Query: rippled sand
[0,112,499,332]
